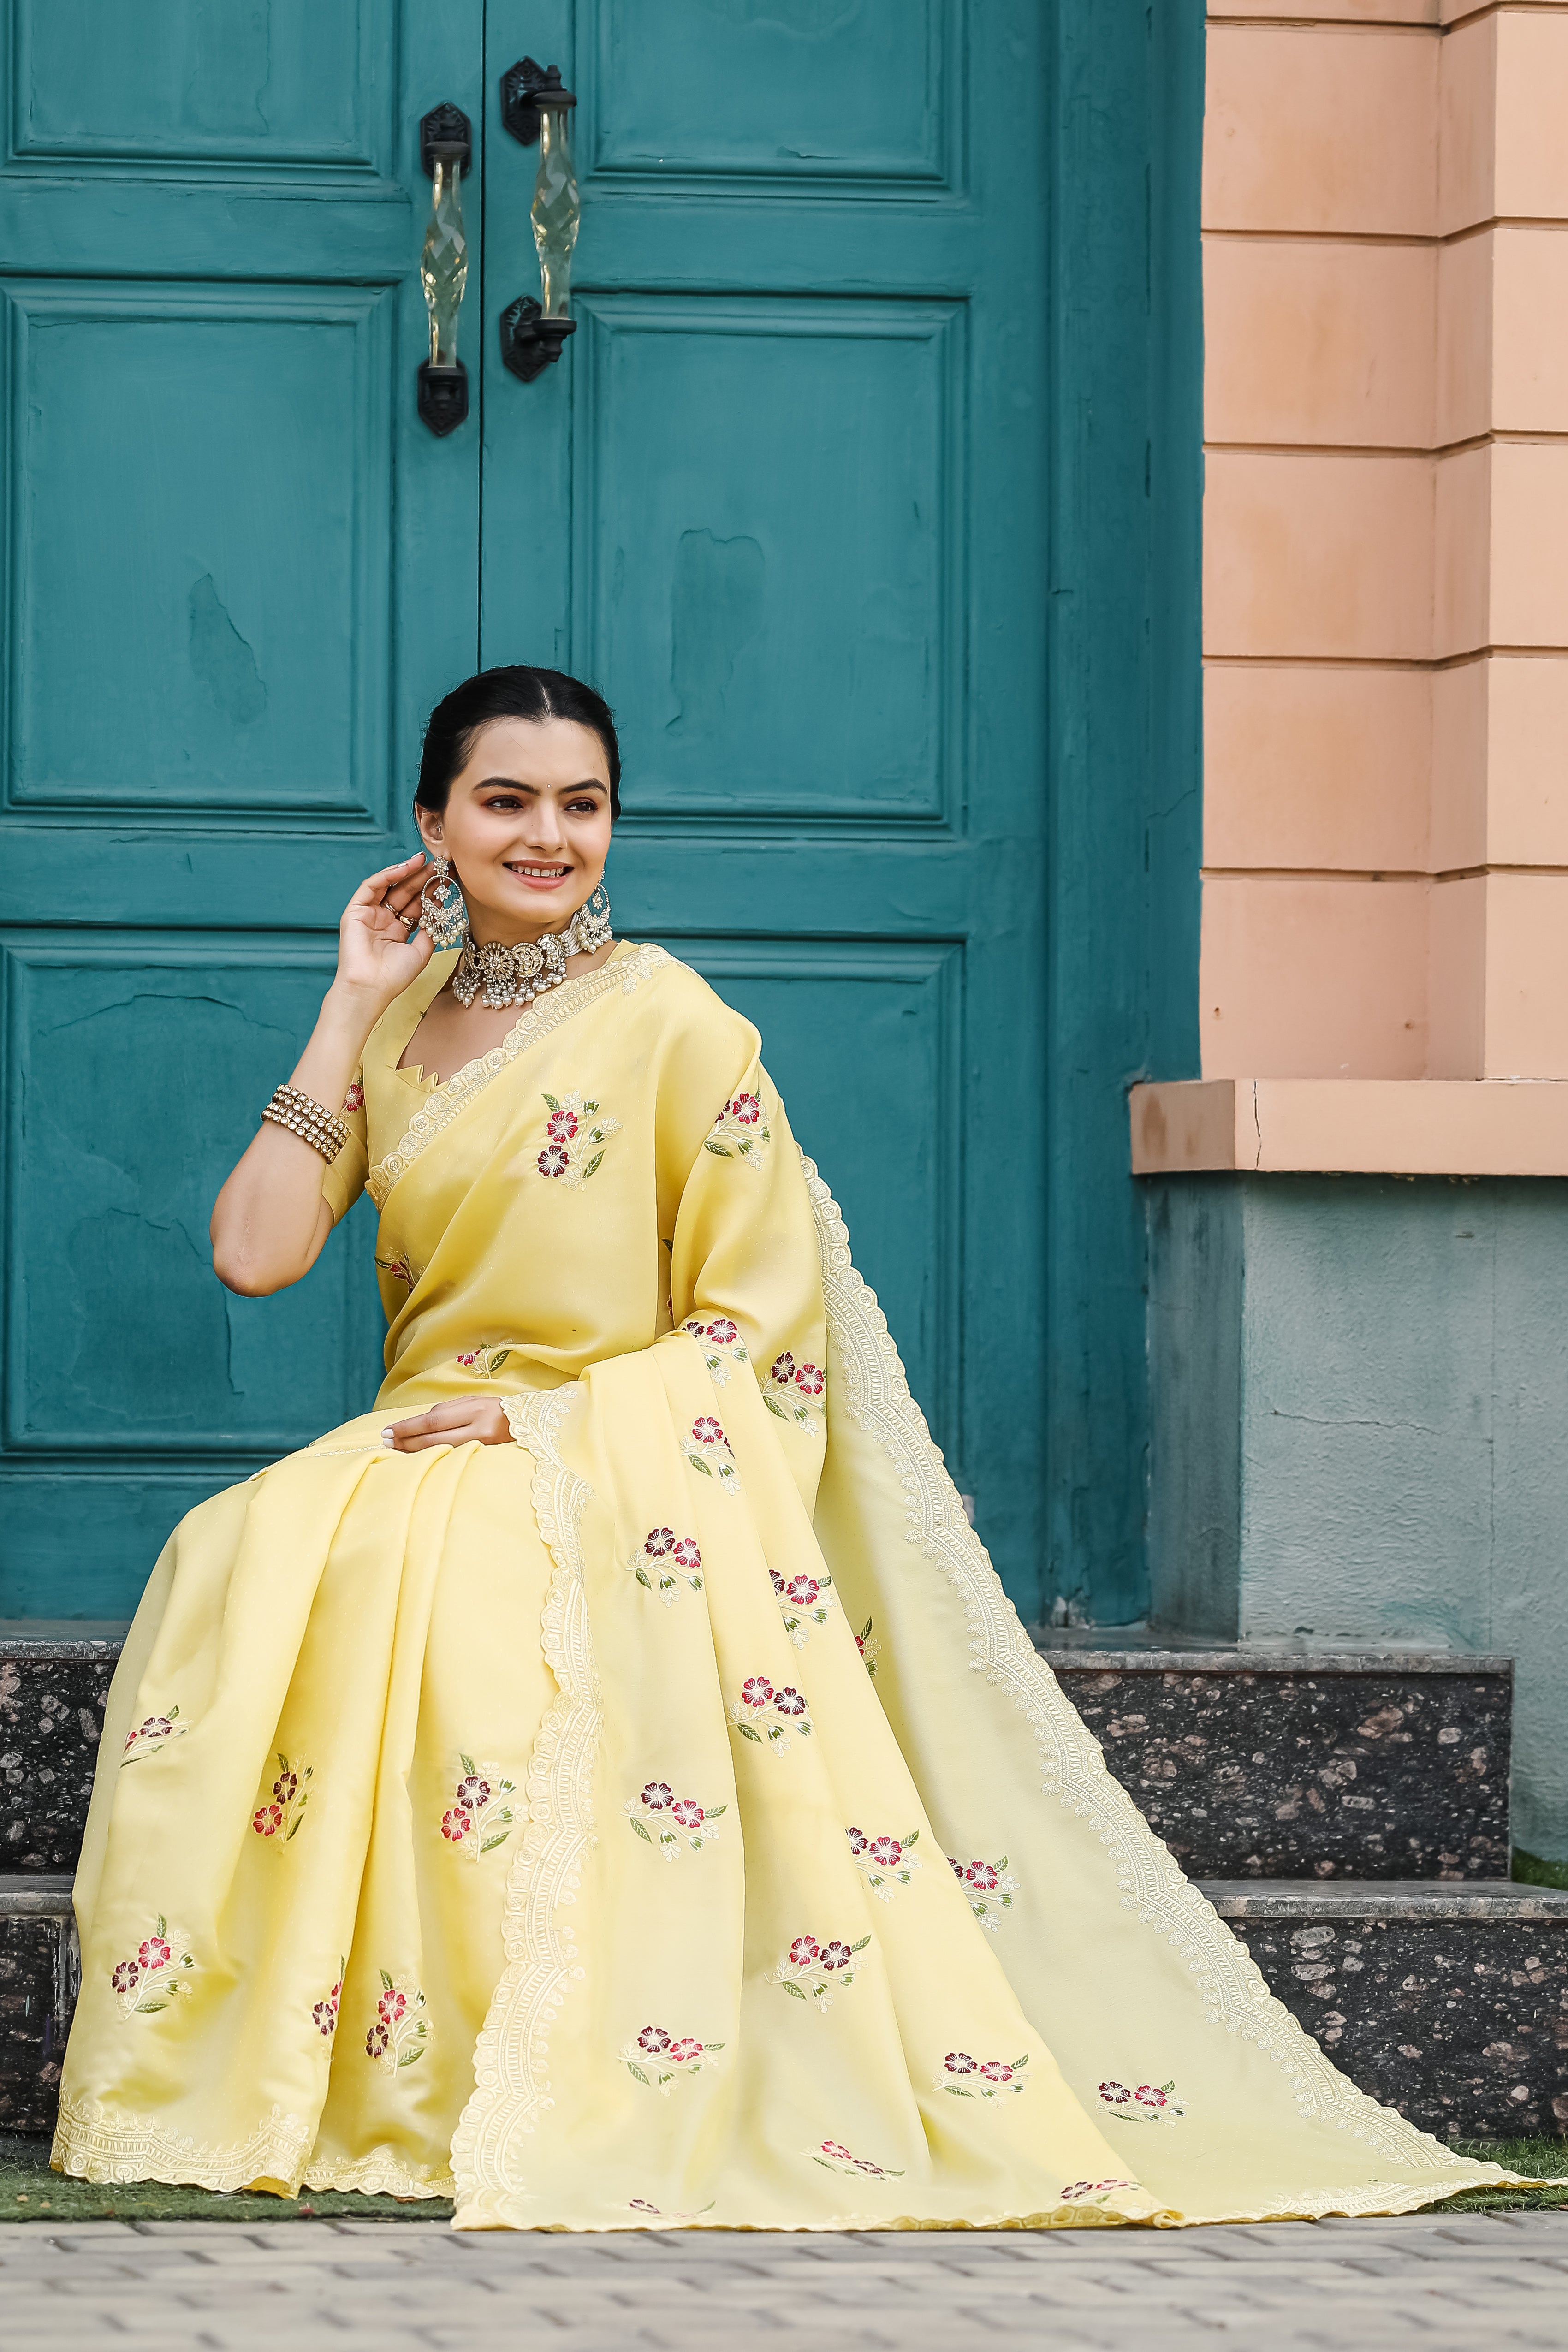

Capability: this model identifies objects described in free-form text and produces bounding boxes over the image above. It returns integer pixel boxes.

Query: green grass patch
[1512,1846,1568,1892]
[2,2128,1562,2226]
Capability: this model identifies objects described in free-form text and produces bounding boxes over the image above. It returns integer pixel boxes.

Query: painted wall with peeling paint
[1148,1174,1568,1864]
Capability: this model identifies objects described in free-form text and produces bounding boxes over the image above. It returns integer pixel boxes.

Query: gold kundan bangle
[261,1083,350,1166]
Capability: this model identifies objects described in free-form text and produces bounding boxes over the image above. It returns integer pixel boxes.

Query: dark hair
[415,665,621,820]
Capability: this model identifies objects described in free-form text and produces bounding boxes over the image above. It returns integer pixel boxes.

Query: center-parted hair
[415,665,621,820]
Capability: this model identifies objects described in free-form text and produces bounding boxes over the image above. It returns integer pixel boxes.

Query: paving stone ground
[1,2212,1567,2352]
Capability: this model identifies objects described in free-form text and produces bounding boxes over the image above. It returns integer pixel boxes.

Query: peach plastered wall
[1202,2,1568,1086]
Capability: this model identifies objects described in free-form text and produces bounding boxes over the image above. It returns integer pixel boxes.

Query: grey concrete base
[1147,1173,1568,1868]
[1205,1879,1568,2142]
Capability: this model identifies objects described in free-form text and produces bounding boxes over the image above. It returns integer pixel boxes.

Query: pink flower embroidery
[110,1915,194,2016]
[250,1752,312,1848]
[342,1081,365,1113]
[950,1853,1020,1930]
[868,1836,903,1869]
[764,1351,823,1435]
[628,1527,704,1603]
[364,1971,429,2071]
[729,1675,814,1752]
[784,1576,820,1607]
[691,1416,725,1447]
[439,1752,517,1859]
[534,1093,620,1187]
[121,1707,186,1764]
[771,1353,796,1384]
[625,1780,726,1857]
[811,2139,905,2181]
[852,1825,922,1900]
[847,1826,868,1856]
[312,1972,343,2039]
[1135,2084,1168,2109]
[794,1363,825,1398]
[966,1862,999,1894]
[1099,2077,1184,2123]
[706,1092,772,1167]
[729,1093,761,1127]
[938,2051,1029,2101]
[1099,2080,1131,2103]
[707,1318,739,1345]
[769,1930,872,2010]
[621,2027,723,2091]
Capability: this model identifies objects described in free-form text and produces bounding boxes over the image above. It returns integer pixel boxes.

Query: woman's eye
[566,798,600,815]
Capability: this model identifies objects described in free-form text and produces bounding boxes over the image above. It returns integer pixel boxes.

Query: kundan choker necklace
[450,884,614,1010]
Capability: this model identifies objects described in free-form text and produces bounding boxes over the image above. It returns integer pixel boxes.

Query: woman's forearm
[209,981,383,1295]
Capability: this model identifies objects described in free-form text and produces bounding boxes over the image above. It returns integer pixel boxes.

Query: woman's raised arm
[209,855,432,1296]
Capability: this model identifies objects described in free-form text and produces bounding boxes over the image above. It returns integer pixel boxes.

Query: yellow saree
[54,941,1512,2227]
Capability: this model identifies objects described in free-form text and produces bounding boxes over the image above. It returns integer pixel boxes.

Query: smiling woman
[52,665,1525,2231]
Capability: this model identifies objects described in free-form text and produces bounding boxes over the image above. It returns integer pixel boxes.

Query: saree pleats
[54,943,1520,2224]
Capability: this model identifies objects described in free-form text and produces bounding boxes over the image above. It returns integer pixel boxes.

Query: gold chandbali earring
[418,852,470,950]
[451,882,613,1010]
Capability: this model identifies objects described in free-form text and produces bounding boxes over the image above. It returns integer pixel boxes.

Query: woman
[54,667,1511,2229]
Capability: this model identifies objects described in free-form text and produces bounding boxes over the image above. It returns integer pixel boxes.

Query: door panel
[573,296,960,821]
[0,2,484,1616]
[483,0,1048,1603]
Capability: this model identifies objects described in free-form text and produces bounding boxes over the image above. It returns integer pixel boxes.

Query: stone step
[1203,1879,1568,2143]
[1043,1640,1514,1882]
[0,1632,1523,1882]
[3,1872,1562,2145]
[0,1874,75,2132]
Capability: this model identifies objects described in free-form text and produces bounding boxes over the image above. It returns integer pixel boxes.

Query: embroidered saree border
[451,1385,602,2222]
[368,944,668,1208]
[798,1151,1516,2218]
[53,2090,315,2194]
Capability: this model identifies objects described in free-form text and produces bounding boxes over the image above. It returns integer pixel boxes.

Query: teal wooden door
[481,1,1050,1604]
[0,1,1061,1625]
[0,4,486,1615]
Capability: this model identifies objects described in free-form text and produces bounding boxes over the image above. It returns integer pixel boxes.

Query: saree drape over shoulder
[54,941,1512,2228]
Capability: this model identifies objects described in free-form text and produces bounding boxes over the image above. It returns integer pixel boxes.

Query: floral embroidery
[728,1675,813,1754]
[374,1252,418,1289]
[1061,2177,1138,2205]
[681,1315,749,1385]
[705,1090,771,1167]
[252,1752,312,1846]
[535,1092,620,1187]
[683,1415,740,1494]
[620,2024,724,2093]
[625,1780,726,1857]
[1098,2078,1185,2124]
[312,1968,344,2040]
[342,1080,365,1114]
[110,1917,195,2018]
[121,1707,186,1764]
[439,1753,517,1857]
[626,1525,704,1604]
[848,1825,921,1900]
[772,1566,835,1646]
[811,2139,905,2181]
[947,1852,1019,1930]
[364,1972,429,2071]
[764,1352,825,1433]
[456,1343,513,1378]
[766,1931,872,2013]
[937,2051,1029,2100]
[856,1617,880,1678]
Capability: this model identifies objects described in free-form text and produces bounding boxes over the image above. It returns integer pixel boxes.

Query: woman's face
[417,716,613,943]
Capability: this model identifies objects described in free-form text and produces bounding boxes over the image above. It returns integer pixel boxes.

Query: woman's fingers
[347,853,425,909]
[381,1400,512,1451]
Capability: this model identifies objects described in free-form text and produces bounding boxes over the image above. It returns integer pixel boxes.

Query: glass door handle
[499,59,579,383]
[417,103,472,436]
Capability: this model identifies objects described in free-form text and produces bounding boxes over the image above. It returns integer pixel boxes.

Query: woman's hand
[334,853,434,1009]
[382,1400,513,1452]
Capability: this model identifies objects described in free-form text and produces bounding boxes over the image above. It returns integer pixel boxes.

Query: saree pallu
[54,941,1515,2227]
